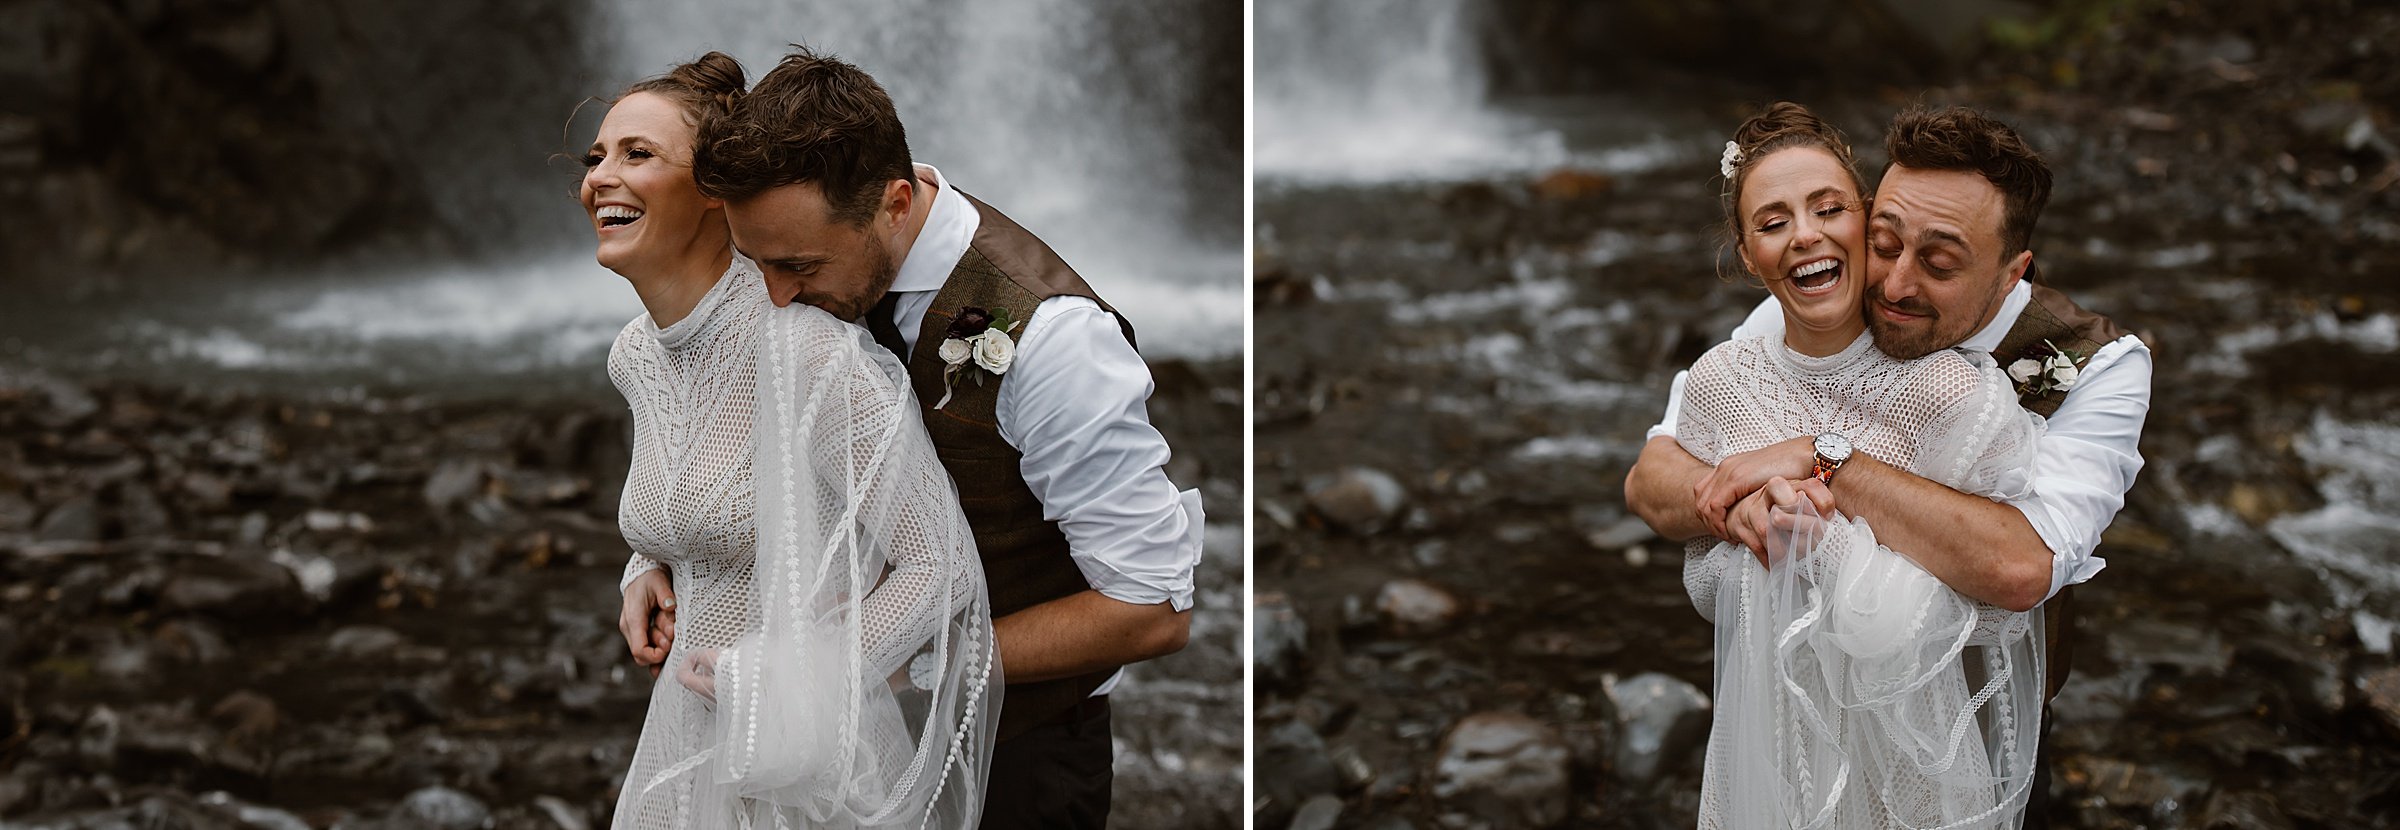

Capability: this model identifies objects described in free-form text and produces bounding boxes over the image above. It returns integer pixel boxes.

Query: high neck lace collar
[1774,328,1877,375]
[648,255,758,352]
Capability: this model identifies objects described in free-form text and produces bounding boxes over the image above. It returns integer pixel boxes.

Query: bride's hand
[620,570,679,678]
[1694,436,1816,539]
[1730,476,1836,566]
[676,648,721,703]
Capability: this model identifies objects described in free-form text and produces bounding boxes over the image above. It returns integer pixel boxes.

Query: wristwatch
[1812,433,1853,485]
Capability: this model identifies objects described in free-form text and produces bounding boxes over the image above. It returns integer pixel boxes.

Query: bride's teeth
[1789,259,1837,280]
[598,205,644,223]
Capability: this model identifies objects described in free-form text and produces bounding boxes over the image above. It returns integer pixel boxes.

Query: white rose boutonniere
[2012,339,2085,397]
[934,306,1022,410]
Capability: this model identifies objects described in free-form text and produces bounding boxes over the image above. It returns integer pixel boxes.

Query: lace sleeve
[1675,343,1737,620]
[1906,352,2044,501]
[618,553,662,595]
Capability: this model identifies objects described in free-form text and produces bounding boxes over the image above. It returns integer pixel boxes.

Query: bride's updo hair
[622,51,747,132]
[1721,103,1861,235]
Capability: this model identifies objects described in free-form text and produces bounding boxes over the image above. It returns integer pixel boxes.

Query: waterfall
[588,0,1242,356]
[1254,0,1559,183]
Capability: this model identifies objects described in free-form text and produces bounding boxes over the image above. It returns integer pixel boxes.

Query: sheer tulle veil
[677,302,999,829]
[1705,496,2043,830]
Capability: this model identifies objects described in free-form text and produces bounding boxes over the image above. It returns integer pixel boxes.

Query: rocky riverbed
[1252,3,2400,828]
[0,357,1243,829]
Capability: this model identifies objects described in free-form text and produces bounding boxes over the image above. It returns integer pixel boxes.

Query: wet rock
[1307,467,1407,534]
[198,790,312,830]
[423,459,491,515]
[1430,711,1570,829]
[160,555,305,619]
[1376,579,1462,636]
[533,795,589,830]
[37,494,103,542]
[0,489,36,532]
[1604,672,1710,783]
[76,705,120,767]
[2063,756,2208,814]
[1255,591,1311,692]
[1258,720,1341,826]
[327,625,407,658]
[394,785,492,830]
[115,481,175,539]
[153,619,233,665]
[1288,794,1344,830]
[2193,790,2294,830]
[2105,618,2231,676]
[1580,514,1655,550]
[180,471,235,512]
[2360,666,2400,739]
[1528,169,1613,202]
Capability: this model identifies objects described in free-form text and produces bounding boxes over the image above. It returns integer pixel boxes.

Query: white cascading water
[132,1,1240,395]
[590,0,1240,357]
[1254,0,1559,183]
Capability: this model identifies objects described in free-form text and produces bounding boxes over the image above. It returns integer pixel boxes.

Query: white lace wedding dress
[1677,331,2046,830]
[607,255,998,829]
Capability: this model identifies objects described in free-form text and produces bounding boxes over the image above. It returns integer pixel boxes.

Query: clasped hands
[621,569,725,702]
[1692,435,1837,566]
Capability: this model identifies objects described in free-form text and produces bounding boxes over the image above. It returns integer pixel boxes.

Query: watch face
[1815,433,1852,462]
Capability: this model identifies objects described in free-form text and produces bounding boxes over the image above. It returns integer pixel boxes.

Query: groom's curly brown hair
[693,45,914,227]
[1885,106,2052,262]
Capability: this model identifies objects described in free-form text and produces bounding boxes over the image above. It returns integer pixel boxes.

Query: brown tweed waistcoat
[899,192,1136,742]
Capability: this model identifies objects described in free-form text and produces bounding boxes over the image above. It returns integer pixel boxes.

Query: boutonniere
[934,306,1021,409]
[2006,339,2084,396]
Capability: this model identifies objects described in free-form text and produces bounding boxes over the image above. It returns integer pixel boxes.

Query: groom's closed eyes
[1869,214,1968,277]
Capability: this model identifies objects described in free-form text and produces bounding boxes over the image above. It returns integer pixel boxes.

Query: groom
[692,48,1204,829]
[1626,105,2152,824]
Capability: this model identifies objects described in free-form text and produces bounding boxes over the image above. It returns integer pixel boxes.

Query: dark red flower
[947,307,994,340]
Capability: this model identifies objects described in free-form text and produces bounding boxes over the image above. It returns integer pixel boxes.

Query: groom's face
[1862,164,2030,360]
[725,181,898,323]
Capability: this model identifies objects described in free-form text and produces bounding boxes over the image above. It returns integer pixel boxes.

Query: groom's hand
[620,570,679,678]
[1695,436,1817,539]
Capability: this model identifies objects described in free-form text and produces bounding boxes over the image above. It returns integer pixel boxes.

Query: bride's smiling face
[580,92,722,276]
[1736,146,1866,334]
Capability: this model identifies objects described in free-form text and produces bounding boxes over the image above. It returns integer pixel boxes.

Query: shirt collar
[1957,278,2033,354]
[889,163,979,295]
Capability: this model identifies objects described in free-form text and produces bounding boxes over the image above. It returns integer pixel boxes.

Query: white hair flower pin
[935,306,1022,409]
[1720,140,1744,179]
[2006,339,2085,396]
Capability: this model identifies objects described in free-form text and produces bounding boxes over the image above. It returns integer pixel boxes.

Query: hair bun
[675,51,746,111]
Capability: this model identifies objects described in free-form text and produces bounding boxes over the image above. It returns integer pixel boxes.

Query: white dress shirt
[886,166,1206,692]
[1648,280,2152,600]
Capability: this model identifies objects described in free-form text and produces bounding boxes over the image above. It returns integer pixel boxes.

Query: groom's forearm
[1832,453,2054,612]
[1626,436,1715,542]
[992,589,1191,684]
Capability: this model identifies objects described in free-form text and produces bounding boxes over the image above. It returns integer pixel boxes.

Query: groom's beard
[1864,288,1948,360]
[799,238,900,323]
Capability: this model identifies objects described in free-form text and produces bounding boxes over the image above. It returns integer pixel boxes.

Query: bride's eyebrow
[1806,186,1850,204]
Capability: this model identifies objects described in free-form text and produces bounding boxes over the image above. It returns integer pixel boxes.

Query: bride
[1675,103,2045,829]
[580,53,999,829]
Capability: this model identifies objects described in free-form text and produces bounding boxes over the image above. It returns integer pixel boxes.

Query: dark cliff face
[3,0,600,282]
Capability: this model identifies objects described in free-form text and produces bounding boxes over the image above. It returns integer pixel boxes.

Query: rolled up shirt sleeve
[2019,335,2152,600]
[997,296,1204,611]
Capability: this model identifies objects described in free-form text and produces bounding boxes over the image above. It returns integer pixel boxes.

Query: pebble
[395,785,492,830]
[1376,579,1462,636]
[1430,711,1570,829]
[1307,467,1408,534]
[1604,672,1711,783]
[1255,592,1311,691]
